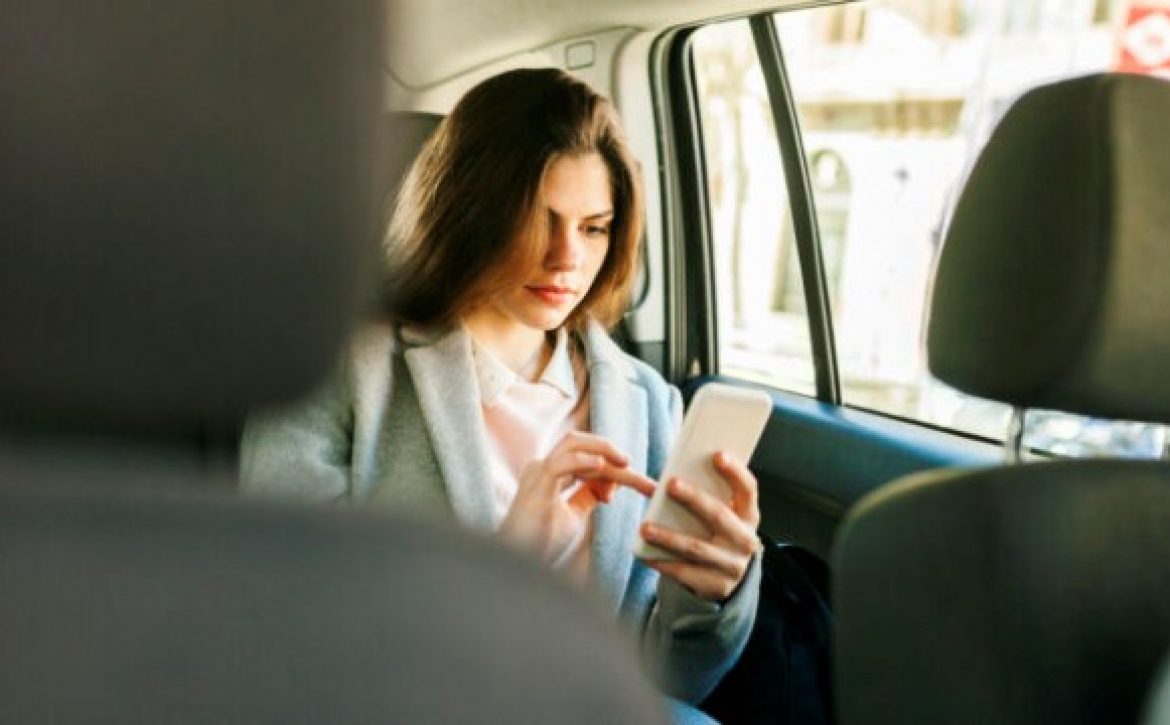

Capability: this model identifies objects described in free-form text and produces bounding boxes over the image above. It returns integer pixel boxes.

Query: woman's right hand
[499,431,657,564]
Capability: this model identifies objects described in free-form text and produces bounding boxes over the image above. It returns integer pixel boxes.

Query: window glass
[691,1,1165,458]
[772,0,1166,458]
[693,20,816,397]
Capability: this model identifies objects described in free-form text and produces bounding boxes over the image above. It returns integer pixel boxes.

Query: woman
[241,68,761,716]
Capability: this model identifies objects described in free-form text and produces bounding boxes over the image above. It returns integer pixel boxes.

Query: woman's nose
[544,223,581,270]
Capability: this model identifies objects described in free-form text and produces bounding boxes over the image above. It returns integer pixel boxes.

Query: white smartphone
[634,382,772,561]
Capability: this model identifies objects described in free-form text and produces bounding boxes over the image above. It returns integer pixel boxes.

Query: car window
[693,0,1168,459]
[693,21,816,397]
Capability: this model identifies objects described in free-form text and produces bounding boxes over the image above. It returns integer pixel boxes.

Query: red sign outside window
[1116,1,1170,79]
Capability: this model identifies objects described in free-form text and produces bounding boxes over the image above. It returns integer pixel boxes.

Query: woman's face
[488,152,614,332]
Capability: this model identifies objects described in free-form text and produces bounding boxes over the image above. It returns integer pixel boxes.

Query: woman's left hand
[639,451,760,602]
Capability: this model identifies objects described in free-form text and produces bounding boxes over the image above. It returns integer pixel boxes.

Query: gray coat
[240,320,760,703]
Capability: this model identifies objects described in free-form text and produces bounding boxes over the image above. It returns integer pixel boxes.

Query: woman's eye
[584,225,611,238]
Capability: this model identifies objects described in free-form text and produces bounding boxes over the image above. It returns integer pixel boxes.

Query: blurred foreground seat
[0,3,665,723]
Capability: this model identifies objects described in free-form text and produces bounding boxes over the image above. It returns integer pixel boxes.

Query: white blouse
[470,329,594,583]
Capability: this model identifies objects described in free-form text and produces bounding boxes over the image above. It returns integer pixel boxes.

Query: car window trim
[749,12,841,404]
[654,26,719,384]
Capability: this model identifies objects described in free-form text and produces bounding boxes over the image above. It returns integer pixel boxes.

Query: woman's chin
[519,308,572,331]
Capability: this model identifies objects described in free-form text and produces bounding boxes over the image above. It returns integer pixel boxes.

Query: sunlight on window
[694,0,1168,458]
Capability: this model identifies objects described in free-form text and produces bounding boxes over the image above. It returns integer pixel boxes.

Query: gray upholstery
[0,0,385,432]
[374,112,443,312]
[0,3,666,722]
[836,72,1170,725]
[0,475,665,724]
[836,461,1170,725]
[382,112,444,206]
[928,73,1170,424]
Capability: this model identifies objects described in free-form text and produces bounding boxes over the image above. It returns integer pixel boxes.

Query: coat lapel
[583,322,649,613]
[402,326,498,532]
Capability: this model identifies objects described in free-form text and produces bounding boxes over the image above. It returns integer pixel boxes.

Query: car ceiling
[383,0,846,90]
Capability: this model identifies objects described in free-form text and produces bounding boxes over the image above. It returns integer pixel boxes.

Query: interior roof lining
[382,0,857,91]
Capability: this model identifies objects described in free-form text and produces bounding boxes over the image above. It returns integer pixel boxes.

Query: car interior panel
[833,73,1170,725]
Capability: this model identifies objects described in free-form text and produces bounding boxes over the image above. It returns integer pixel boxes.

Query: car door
[639,0,1167,559]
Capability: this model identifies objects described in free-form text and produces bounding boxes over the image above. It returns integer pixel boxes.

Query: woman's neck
[462,310,553,382]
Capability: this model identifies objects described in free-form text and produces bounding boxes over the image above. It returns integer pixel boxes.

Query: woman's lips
[526,285,575,305]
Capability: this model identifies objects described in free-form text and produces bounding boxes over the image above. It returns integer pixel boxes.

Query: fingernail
[670,479,687,495]
[715,451,729,465]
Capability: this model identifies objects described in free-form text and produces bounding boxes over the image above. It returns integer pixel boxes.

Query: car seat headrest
[381,111,443,204]
[928,73,1170,424]
[0,0,384,433]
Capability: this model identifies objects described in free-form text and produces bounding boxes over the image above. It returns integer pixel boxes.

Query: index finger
[604,467,657,498]
[551,431,631,468]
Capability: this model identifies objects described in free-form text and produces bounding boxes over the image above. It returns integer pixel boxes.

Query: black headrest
[370,111,442,313]
[382,111,443,203]
[0,1,384,433]
[928,73,1170,424]
[835,459,1170,723]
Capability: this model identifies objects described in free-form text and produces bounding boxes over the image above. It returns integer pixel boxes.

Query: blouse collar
[470,327,579,407]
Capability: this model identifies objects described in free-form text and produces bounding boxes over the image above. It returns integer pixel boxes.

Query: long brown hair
[384,67,644,332]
